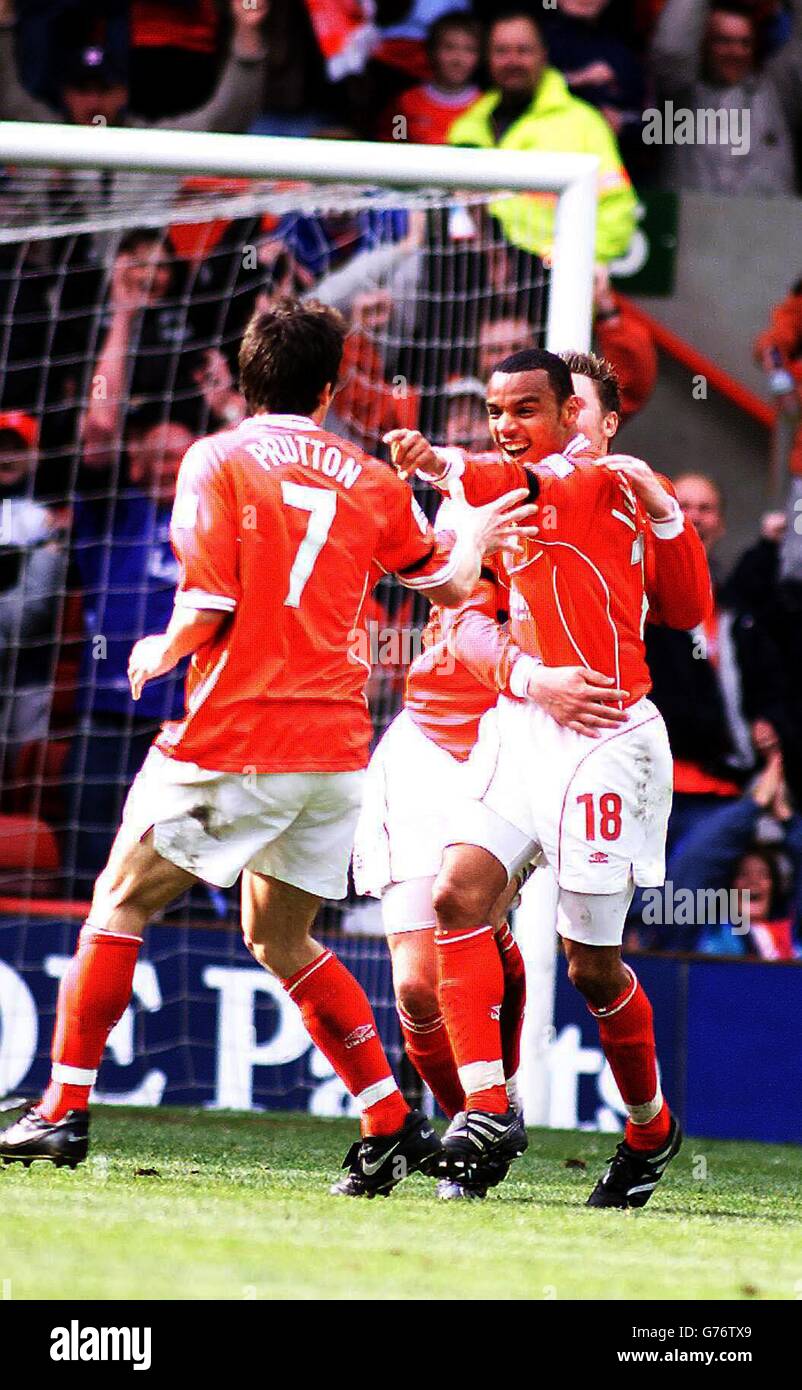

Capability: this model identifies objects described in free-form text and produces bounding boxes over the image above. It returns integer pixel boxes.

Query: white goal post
[0,121,598,353]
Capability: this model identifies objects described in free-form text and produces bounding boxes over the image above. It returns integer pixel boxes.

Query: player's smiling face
[486,368,580,464]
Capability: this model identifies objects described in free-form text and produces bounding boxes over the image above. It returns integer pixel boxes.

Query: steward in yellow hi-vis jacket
[448,67,637,264]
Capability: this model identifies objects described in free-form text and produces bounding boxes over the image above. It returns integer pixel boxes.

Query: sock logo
[344,1024,376,1049]
[489,1004,501,1022]
[51,1321,151,1371]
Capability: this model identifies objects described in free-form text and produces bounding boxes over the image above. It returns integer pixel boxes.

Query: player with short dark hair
[0,298,536,1196]
[238,299,348,417]
[385,347,711,1205]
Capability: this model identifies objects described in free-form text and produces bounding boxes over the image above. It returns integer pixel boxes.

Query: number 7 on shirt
[281,481,338,609]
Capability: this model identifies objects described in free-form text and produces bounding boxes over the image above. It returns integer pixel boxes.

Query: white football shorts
[122,746,364,898]
[352,709,467,913]
[452,694,673,898]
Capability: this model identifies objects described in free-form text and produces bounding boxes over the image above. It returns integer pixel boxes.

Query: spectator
[380,10,483,144]
[80,229,201,470]
[753,276,802,478]
[0,0,268,133]
[592,265,658,420]
[665,745,802,957]
[312,0,474,136]
[723,500,802,806]
[651,0,802,194]
[448,11,637,262]
[251,0,330,137]
[129,0,222,120]
[646,471,792,855]
[330,288,420,452]
[442,377,492,450]
[65,409,194,888]
[542,0,648,171]
[477,310,535,382]
[0,413,69,792]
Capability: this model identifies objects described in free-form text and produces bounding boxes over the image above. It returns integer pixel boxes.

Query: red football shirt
[389,83,481,145]
[156,414,457,773]
[449,436,711,707]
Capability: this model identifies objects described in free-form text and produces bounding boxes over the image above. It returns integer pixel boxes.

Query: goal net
[0,126,596,1116]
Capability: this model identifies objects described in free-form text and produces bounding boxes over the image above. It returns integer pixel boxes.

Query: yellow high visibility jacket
[448,68,637,263]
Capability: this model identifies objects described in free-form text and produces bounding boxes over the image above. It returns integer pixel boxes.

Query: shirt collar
[249,412,321,431]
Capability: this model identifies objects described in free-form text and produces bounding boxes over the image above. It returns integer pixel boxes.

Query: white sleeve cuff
[649,498,685,540]
[175,589,236,612]
[509,654,543,699]
[418,447,466,487]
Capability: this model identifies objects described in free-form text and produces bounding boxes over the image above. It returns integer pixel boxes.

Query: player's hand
[110,252,162,314]
[605,454,675,522]
[230,0,269,57]
[448,476,539,557]
[383,428,446,481]
[231,0,269,29]
[761,510,787,542]
[524,666,629,736]
[128,635,176,702]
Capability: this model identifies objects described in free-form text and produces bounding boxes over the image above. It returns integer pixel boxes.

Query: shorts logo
[344,1024,376,1049]
[588,851,609,863]
[489,1004,501,1021]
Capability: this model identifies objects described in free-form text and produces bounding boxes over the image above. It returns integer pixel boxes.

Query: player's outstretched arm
[128,607,226,702]
[384,428,533,506]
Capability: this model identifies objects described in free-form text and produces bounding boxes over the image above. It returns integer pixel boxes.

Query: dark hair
[488,10,543,39]
[125,397,202,442]
[735,845,786,922]
[427,10,482,57]
[493,347,573,405]
[238,297,347,415]
[118,227,164,257]
[709,2,756,25]
[560,350,622,417]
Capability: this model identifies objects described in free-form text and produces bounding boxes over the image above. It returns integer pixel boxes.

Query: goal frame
[0,121,598,353]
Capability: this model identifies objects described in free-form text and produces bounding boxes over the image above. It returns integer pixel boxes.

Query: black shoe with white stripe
[586,1114,682,1209]
[0,1106,89,1169]
[330,1108,442,1198]
[438,1108,527,1188]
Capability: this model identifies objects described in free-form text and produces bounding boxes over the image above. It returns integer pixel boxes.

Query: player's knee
[242,928,268,969]
[566,949,618,1000]
[395,970,439,1022]
[566,952,599,998]
[432,876,482,932]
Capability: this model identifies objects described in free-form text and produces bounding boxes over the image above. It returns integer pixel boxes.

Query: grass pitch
[1,1107,800,1301]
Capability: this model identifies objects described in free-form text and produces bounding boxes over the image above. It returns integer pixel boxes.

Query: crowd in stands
[1,1,802,192]
[0,1,800,960]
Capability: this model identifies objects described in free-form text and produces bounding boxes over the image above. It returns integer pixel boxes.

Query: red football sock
[39,925,141,1122]
[283,950,408,1137]
[436,924,507,1114]
[397,1003,464,1119]
[589,967,671,1151]
[496,921,526,1106]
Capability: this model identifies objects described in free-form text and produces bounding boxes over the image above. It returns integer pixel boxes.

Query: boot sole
[2,1152,83,1169]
